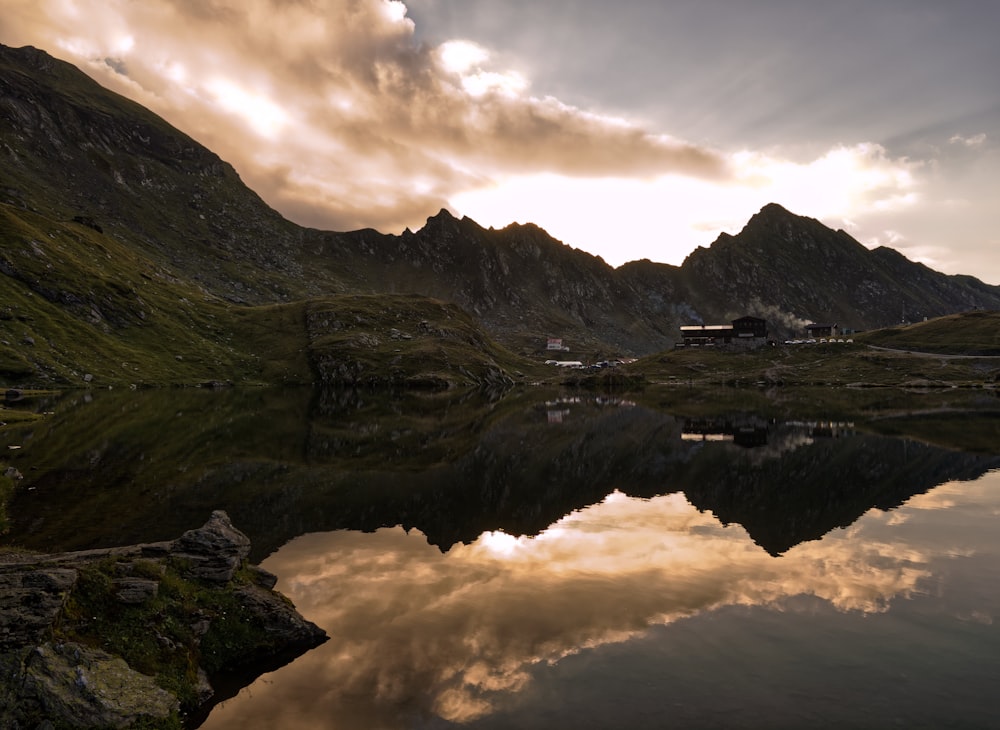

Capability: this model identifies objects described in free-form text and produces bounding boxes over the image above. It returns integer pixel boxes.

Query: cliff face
[0,511,327,728]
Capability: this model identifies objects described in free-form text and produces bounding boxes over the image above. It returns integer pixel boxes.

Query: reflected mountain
[2,387,999,559]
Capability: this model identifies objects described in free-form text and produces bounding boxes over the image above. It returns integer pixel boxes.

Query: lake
[2,386,999,728]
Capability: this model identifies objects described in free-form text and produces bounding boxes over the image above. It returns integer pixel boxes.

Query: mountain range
[2,43,999,386]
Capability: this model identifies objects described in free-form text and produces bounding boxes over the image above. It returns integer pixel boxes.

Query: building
[679,316,768,349]
[804,323,837,338]
[546,338,570,351]
[732,316,768,339]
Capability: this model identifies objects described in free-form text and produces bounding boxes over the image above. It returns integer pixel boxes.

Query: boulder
[0,512,327,728]
[169,510,251,583]
[22,642,178,728]
[113,577,158,605]
[0,568,77,651]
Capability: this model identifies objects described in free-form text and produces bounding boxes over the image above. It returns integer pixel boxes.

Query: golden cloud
[198,486,970,729]
[1,0,727,234]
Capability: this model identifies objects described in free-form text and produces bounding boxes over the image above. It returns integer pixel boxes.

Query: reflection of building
[682,417,858,448]
[787,420,856,439]
[679,316,768,349]
[682,418,769,448]
[547,409,570,424]
[541,395,635,425]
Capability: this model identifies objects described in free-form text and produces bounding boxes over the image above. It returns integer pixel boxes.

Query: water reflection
[3,387,1000,727]
[201,471,1000,729]
[2,388,1000,561]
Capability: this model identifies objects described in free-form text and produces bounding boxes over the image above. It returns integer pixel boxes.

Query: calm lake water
[2,387,1000,729]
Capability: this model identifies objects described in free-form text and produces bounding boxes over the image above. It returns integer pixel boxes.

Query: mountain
[671,203,1000,332]
[2,43,1000,386]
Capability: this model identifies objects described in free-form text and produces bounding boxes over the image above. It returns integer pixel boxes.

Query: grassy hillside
[0,208,540,390]
[5,44,1000,385]
[856,310,1000,355]
[622,311,1000,389]
[228,294,542,389]
[0,204,264,386]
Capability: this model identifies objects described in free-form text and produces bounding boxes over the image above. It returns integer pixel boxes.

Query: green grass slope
[0,205,261,386]
[629,334,1000,389]
[857,310,1000,355]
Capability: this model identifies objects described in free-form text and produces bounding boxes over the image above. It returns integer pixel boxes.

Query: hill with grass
[859,310,1000,355]
[625,312,1000,389]
[3,43,1000,387]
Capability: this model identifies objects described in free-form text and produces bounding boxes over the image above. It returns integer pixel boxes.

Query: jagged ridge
[2,42,1000,383]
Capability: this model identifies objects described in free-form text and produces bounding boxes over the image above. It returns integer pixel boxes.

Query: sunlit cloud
[452,143,923,266]
[434,39,530,96]
[203,78,290,138]
[436,39,490,74]
[0,0,726,236]
[1,0,995,281]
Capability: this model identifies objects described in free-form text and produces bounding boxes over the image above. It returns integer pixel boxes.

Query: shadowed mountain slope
[672,203,1000,332]
[2,43,1000,384]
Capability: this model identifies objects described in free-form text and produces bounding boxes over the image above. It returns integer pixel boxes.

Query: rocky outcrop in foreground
[0,511,327,728]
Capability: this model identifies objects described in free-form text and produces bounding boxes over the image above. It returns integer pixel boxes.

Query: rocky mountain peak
[0,44,56,72]
[2,42,1000,371]
[741,202,821,237]
[428,208,457,223]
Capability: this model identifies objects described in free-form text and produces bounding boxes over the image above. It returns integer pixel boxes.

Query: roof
[680,325,733,332]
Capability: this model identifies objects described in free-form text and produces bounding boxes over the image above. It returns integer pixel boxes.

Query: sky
[3,0,999,283]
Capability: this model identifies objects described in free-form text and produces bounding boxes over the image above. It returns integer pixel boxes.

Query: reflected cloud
[203,485,967,728]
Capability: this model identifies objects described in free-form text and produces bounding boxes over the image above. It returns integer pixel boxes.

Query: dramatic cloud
[453,142,923,266]
[2,1,997,282]
[1,0,726,234]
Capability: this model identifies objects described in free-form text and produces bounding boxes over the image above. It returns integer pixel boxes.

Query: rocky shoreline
[0,511,327,728]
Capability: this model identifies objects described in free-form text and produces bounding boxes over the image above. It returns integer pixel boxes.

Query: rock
[170,510,250,583]
[0,512,328,727]
[0,568,77,651]
[245,564,278,590]
[113,577,158,605]
[232,584,328,653]
[193,668,214,705]
[71,215,103,233]
[22,642,178,728]
[3,466,23,480]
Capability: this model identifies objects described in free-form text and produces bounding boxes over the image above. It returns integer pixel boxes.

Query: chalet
[732,316,768,339]
[804,322,837,338]
[679,316,768,349]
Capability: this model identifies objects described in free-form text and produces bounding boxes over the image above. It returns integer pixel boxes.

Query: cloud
[949,133,987,147]
[4,1,994,283]
[452,143,923,267]
[0,0,727,234]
